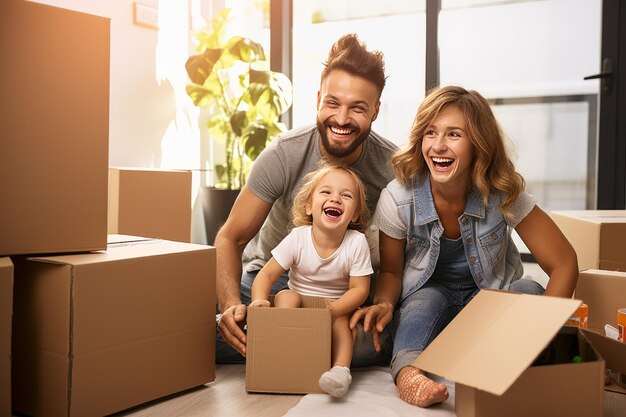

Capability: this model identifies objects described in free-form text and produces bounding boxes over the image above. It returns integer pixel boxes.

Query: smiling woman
[353,85,579,409]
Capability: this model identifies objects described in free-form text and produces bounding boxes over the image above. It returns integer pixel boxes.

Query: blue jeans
[215,270,393,367]
[390,278,544,380]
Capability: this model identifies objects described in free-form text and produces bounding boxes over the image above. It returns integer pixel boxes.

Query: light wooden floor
[114,364,626,417]
[116,365,303,417]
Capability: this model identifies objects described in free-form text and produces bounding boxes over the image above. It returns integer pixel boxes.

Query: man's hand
[217,304,248,357]
[349,302,394,352]
[214,188,274,358]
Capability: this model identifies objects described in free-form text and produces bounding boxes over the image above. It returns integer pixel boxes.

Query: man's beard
[316,119,370,159]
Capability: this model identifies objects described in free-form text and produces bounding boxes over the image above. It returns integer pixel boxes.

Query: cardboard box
[551,210,626,271]
[11,236,216,417]
[0,0,109,256]
[246,296,331,394]
[575,269,626,394]
[0,258,13,417]
[108,168,192,243]
[413,290,606,417]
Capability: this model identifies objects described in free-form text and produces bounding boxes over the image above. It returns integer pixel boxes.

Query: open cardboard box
[246,296,331,394]
[575,269,626,394]
[413,290,606,417]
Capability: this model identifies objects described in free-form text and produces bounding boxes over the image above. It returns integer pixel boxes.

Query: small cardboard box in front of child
[246,295,331,394]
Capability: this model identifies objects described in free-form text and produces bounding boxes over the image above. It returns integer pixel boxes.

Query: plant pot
[201,187,240,245]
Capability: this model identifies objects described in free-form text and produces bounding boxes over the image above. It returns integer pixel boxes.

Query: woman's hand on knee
[350,302,393,332]
[349,304,392,352]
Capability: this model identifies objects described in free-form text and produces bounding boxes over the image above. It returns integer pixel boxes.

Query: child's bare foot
[396,366,448,407]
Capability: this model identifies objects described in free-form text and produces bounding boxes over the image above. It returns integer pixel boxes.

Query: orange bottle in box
[567,303,588,328]
[618,308,626,342]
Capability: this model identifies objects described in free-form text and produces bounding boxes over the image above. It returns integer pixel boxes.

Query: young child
[351,85,579,407]
[249,162,372,398]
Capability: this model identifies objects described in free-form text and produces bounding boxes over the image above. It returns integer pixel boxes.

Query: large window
[203,1,602,208]
[438,0,602,261]
[288,0,603,267]
[439,0,602,211]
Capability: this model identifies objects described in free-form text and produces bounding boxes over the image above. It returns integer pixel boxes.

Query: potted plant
[185,8,293,243]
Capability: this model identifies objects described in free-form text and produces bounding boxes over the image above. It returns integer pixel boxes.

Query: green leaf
[225,36,266,63]
[248,70,293,116]
[185,48,224,85]
[229,110,248,137]
[242,125,269,161]
[214,163,229,189]
[268,72,294,114]
[186,83,222,108]
[249,68,271,85]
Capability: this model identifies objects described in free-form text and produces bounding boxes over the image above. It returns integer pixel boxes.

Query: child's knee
[274,289,301,308]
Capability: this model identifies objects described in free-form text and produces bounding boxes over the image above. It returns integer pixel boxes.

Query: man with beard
[215,33,398,365]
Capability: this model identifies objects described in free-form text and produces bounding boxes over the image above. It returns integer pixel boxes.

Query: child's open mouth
[323,207,343,218]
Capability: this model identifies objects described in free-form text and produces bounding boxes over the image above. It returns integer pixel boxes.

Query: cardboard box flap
[107,234,155,245]
[576,269,626,329]
[581,329,626,375]
[552,210,626,222]
[27,238,209,266]
[413,290,581,396]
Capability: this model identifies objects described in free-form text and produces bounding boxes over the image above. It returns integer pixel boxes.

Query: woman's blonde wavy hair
[291,161,370,233]
[392,85,525,219]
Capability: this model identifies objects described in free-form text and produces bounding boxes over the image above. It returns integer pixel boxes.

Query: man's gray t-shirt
[243,124,398,272]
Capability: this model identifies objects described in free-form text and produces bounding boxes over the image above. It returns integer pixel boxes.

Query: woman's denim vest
[386,175,524,303]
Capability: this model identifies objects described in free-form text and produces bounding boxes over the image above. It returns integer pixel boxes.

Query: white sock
[319,366,352,397]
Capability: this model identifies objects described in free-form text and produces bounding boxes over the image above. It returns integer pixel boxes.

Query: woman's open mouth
[432,157,454,169]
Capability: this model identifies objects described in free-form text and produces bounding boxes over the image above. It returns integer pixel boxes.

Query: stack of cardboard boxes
[552,210,626,394]
[0,1,215,416]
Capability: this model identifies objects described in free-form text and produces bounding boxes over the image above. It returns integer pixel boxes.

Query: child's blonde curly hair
[291,161,370,233]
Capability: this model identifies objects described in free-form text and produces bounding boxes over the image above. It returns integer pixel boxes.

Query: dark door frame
[594,0,626,209]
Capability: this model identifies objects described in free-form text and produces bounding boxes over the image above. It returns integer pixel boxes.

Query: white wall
[28,0,185,166]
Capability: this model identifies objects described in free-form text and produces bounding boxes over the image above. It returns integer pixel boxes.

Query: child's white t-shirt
[271,225,373,300]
